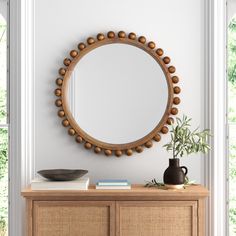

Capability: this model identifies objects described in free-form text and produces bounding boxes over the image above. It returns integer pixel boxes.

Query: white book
[96,184,131,190]
[31,177,89,190]
[97,179,129,186]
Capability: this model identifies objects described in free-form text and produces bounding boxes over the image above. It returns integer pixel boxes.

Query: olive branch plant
[145,115,211,188]
[163,115,211,159]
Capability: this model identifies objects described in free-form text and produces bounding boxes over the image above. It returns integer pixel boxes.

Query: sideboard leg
[26,199,33,236]
[198,198,206,236]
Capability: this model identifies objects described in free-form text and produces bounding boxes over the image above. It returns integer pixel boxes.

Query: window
[228,15,236,236]
[0,4,8,236]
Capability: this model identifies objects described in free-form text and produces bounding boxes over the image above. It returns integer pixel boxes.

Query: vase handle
[181,166,188,176]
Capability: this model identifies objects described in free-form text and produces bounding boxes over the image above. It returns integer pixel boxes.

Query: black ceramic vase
[163,158,188,189]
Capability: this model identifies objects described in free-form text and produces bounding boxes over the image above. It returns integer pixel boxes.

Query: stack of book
[96,179,131,190]
[31,177,89,190]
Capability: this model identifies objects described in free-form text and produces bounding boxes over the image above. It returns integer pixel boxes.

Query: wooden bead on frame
[168,66,176,73]
[138,36,146,44]
[161,126,169,134]
[171,107,178,115]
[62,119,70,127]
[163,56,171,64]
[78,43,86,50]
[174,86,181,94]
[84,142,92,149]
[128,32,136,40]
[58,110,65,117]
[87,37,95,45]
[59,68,66,76]
[104,149,112,156]
[167,117,174,125]
[97,33,105,41]
[148,41,155,49]
[70,50,78,58]
[54,88,61,97]
[63,58,71,66]
[145,141,153,148]
[56,78,63,86]
[94,146,102,154]
[55,99,62,107]
[76,136,83,143]
[118,31,126,38]
[153,134,161,142]
[115,150,123,157]
[126,149,133,156]
[172,76,179,83]
[68,128,76,136]
[156,48,164,56]
[173,97,181,105]
[107,31,115,38]
[135,146,143,153]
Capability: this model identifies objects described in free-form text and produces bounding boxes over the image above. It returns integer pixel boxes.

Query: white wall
[35,0,205,184]
[228,0,236,21]
[0,0,7,20]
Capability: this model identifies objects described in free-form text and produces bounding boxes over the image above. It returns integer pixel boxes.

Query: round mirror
[54,31,181,157]
[68,43,168,144]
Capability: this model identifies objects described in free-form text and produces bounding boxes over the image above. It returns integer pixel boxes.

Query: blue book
[97,179,129,186]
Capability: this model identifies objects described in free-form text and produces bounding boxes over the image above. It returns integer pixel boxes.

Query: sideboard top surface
[21,184,209,200]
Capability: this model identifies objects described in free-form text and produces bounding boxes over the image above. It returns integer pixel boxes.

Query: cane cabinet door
[33,201,115,236]
[116,201,198,236]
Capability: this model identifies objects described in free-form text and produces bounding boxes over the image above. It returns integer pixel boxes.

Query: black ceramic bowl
[37,169,88,181]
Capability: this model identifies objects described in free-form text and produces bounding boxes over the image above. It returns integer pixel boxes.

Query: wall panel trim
[9,0,35,235]
[204,0,227,235]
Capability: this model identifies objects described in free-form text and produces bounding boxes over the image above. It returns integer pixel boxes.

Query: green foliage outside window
[229,18,236,85]
[228,16,236,236]
[0,106,7,236]
[0,16,7,236]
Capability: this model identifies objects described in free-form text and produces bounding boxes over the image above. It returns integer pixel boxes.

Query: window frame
[0,2,8,127]
[204,0,228,235]
[226,3,236,235]
[0,2,9,236]
[8,0,35,235]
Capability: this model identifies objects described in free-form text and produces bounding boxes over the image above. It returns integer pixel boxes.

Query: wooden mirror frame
[54,31,181,157]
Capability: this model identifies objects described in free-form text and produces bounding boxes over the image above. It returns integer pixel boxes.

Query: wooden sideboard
[22,185,209,236]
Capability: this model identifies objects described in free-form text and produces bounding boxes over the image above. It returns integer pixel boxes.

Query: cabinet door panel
[33,201,115,236]
[116,201,197,236]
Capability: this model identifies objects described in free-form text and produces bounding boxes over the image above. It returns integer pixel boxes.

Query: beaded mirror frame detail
[54,31,181,157]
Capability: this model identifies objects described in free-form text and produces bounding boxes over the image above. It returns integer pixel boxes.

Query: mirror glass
[67,43,168,144]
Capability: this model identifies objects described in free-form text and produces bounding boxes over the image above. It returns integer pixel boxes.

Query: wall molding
[204,0,227,235]
[9,0,35,235]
